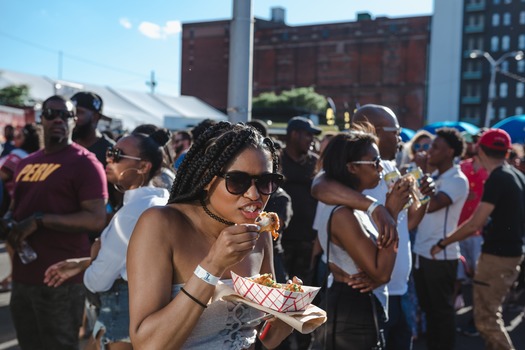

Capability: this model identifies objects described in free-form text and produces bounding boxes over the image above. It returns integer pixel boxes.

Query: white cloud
[164,21,182,35]
[138,20,181,40]
[119,18,132,29]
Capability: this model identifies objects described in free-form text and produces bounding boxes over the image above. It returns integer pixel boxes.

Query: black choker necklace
[200,198,235,226]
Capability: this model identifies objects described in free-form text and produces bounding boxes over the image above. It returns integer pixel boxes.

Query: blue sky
[0,0,433,96]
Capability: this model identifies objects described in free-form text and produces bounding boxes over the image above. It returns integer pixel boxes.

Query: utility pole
[146,70,157,94]
[227,0,254,123]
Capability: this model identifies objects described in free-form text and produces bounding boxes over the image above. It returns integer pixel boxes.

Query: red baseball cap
[477,128,511,151]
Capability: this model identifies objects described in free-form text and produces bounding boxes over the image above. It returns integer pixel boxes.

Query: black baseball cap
[287,116,322,135]
[71,92,111,121]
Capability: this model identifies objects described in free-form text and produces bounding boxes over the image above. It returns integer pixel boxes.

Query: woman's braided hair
[168,121,279,203]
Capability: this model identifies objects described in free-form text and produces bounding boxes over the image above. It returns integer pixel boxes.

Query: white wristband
[366,201,380,216]
[194,265,220,286]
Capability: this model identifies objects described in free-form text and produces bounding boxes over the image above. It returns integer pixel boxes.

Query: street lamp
[469,49,524,128]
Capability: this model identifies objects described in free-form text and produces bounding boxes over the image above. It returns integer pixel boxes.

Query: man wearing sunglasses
[6,95,108,349]
[312,104,435,350]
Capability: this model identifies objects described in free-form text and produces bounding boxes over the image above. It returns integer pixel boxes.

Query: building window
[499,107,507,120]
[500,82,508,97]
[519,60,525,72]
[517,82,524,98]
[493,13,500,26]
[519,35,525,49]
[516,106,524,115]
[494,0,500,4]
[502,35,510,50]
[491,36,499,51]
[467,37,476,50]
[502,61,509,72]
[503,13,511,25]
[520,11,525,24]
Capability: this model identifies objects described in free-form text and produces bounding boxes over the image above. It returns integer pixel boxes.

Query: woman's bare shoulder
[133,205,190,241]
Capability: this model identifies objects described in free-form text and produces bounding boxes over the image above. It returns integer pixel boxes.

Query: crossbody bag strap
[370,292,385,349]
[324,205,339,349]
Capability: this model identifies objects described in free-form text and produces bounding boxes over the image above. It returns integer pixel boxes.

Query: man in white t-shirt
[412,127,468,350]
[312,104,435,349]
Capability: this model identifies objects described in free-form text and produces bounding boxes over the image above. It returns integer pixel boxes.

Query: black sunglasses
[41,108,75,121]
[351,156,382,169]
[218,171,284,195]
[106,147,142,163]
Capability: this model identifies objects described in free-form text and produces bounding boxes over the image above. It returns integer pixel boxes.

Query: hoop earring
[114,168,145,193]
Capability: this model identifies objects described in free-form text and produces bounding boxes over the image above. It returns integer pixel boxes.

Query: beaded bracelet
[180,287,207,308]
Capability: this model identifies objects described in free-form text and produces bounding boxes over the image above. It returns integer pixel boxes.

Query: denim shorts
[97,281,131,344]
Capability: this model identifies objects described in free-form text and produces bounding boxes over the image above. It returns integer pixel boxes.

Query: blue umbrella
[400,128,416,142]
[423,121,480,135]
[492,115,525,144]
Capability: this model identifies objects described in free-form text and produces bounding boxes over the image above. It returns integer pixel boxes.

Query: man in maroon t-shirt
[7,95,107,350]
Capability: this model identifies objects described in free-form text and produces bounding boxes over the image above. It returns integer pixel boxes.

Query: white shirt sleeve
[83,211,137,293]
[438,172,468,204]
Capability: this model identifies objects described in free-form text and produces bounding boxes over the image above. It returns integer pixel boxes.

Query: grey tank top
[172,280,264,349]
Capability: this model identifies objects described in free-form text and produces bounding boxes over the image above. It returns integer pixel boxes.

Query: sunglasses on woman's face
[106,147,142,163]
[351,156,382,169]
[413,143,430,152]
[41,108,75,121]
[218,171,284,195]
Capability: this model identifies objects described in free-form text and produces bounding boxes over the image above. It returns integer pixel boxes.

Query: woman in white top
[44,129,171,349]
[315,126,399,350]
[127,122,293,349]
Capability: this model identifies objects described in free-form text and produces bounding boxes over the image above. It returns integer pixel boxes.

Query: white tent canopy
[0,69,227,131]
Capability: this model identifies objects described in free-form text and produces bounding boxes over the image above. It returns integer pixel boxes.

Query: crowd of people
[0,92,523,350]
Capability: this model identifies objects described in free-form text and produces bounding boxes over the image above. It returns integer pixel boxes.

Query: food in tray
[249,273,304,293]
[255,211,280,241]
[231,271,320,312]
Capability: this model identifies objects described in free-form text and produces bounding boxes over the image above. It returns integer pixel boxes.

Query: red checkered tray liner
[231,272,320,312]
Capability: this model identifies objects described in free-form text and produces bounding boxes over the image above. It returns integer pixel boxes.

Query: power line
[0,31,179,84]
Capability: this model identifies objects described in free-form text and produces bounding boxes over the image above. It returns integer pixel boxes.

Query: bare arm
[426,191,452,213]
[44,257,91,287]
[431,202,493,257]
[311,172,398,248]
[40,198,107,233]
[332,207,396,284]
[311,172,373,210]
[8,198,106,248]
[128,207,280,350]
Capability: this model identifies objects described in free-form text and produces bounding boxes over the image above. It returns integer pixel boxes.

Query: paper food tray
[231,271,320,312]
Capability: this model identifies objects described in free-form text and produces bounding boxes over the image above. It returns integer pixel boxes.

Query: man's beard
[175,144,184,154]
[73,122,91,141]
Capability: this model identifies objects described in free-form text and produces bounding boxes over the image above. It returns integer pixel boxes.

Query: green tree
[253,87,327,113]
[0,84,32,107]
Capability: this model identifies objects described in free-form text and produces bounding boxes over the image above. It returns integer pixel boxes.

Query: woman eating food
[127,122,293,349]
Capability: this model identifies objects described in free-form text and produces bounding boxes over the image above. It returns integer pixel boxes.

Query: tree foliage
[252,87,327,113]
[0,84,32,107]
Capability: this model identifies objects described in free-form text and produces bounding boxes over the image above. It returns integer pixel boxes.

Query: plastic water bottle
[18,241,37,264]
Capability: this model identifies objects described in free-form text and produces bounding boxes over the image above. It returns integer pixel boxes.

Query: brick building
[181,10,431,129]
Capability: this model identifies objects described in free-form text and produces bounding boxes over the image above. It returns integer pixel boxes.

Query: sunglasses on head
[41,108,75,121]
[413,143,430,152]
[351,156,382,169]
[218,171,284,195]
[106,147,142,163]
